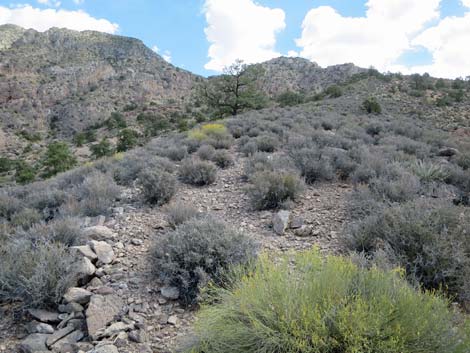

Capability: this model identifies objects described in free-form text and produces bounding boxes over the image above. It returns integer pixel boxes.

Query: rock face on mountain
[0,25,199,139]
[255,57,366,96]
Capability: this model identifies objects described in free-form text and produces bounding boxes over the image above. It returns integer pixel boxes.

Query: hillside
[0,25,199,148]
[1,25,470,353]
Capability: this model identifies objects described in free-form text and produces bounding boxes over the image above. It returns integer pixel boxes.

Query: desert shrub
[243,153,296,180]
[455,152,470,170]
[10,208,42,230]
[345,200,470,301]
[362,97,382,114]
[0,193,23,220]
[289,148,335,183]
[365,122,384,136]
[276,91,304,107]
[247,171,304,210]
[43,142,76,177]
[0,240,79,309]
[212,150,233,169]
[411,160,449,183]
[77,171,120,216]
[165,201,200,229]
[91,139,114,159]
[114,152,174,186]
[368,168,421,203]
[190,124,234,150]
[138,169,177,206]
[117,128,139,152]
[324,148,358,180]
[239,140,258,156]
[105,112,127,129]
[179,159,217,186]
[325,84,343,98]
[0,157,14,173]
[197,145,216,161]
[186,249,469,353]
[151,217,257,306]
[15,160,36,184]
[157,145,188,161]
[255,135,279,153]
[47,217,84,247]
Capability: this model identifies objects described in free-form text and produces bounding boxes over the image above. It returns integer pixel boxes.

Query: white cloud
[73,0,85,4]
[409,12,470,78]
[0,4,118,33]
[203,0,286,71]
[37,0,61,7]
[462,0,470,8]
[296,1,440,72]
[152,45,171,63]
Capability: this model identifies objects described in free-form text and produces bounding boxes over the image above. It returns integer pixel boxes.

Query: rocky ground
[0,150,352,353]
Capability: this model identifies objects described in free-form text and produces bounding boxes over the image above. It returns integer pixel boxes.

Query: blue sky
[0,0,470,78]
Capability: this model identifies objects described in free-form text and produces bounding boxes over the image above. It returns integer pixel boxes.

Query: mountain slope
[0,25,200,142]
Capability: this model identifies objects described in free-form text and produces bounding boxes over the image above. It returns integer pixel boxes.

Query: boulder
[25,321,54,334]
[70,245,98,261]
[272,211,291,235]
[76,256,96,277]
[88,241,114,265]
[88,345,119,353]
[160,286,179,300]
[46,326,75,347]
[84,226,116,240]
[27,309,60,324]
[85,295,123,340]
[18,333,50,353]
[63,288,92,304]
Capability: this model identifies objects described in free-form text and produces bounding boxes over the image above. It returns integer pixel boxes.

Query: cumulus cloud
[296,0,440,72]
[152,45,172,63]
[37,0,61,7]
[0,4,118,33]
[410,12,470,78]
[462,0,470,8]
[203,0,286,71]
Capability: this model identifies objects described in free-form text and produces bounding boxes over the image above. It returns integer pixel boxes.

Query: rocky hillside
[254,56,366,96]
[0,25,199,146]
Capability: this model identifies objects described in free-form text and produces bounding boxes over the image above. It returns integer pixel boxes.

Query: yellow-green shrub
[186,250,470,353]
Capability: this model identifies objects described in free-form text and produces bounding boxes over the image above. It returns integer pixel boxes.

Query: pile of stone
[17,225,136,353]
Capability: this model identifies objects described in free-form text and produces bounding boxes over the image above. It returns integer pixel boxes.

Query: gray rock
[27,309,60,324]
[63,288,92,304]
[84,226,116,240]
[50,330,84,351]
[46,326,75,347]
[160,286,179,300]
[58,302,84,314]
[294,226,313,237]
[85,294,123,340]
[290,217,304,229]
[167,315,178,326]
[18,333,50,353]
[130,238,143,246]
[88,345,119,353]
[272,210,291,235]
[128,329,147,343]
[76,256,96,277]
[70,245,98,261]
[25,321,54,335]
[89,241,114,265]
[95,322,133,339]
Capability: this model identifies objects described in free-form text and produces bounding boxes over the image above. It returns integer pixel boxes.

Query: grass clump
[151,217,257,306]
[247,171,304,210]
[138,168,177,206]
[179,159,217,186]
[186,249,470,353]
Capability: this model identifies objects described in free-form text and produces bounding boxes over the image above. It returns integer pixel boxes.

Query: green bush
[15,161,36,184]
[186,249,469,353]
[151,217,257,306]
[345,200,470,302]
[362,97,382,114]
[0,240,79,309]
[91,139,114,159]
[105,112,127,129]
[179,159,217,186]
[43,142,76,177]
[0,157,14,173]
[325,84,343,98]
[117,129,139,152]
[247,170,304,210]
[138,168,177,206]
[276,91,305,107]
